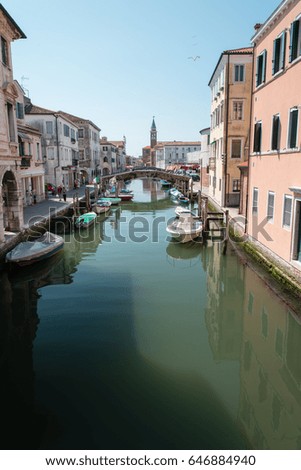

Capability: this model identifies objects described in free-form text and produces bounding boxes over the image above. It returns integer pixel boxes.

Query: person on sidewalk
[62,186,67,202]
[57,185,62,201]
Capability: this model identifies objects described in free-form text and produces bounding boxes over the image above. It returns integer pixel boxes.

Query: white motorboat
[166,214,203,243]
[6,232,64,266]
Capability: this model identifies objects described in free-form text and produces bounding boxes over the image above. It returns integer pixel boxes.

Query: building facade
[247,0,301,273]
[14,81,45,205]
[59,111,101,183]
[0,5,26,240]
[25,103,80,190]
[208,47,253,207]
[155,141,202,169]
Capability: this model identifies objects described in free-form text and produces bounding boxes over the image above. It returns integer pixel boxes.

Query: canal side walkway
[0,185,95,259]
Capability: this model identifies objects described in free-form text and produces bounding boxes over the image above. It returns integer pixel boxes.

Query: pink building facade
[247,0,301,275]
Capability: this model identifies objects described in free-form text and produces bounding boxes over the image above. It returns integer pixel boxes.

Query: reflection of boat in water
[5,232,64,266]
[8,251,72,286]
[166,241,202,260]
[166,214,203,243]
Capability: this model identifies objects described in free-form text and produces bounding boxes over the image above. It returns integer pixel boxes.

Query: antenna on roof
[21,75,30,97]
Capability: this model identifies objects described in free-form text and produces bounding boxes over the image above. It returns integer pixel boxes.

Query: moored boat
[98,196,121,205]
[75,211,97,229]
[161,179,172,188]
[166,214,203,243]
[92,200,111,214]
[118,193,134,201]
[175,206,196,217]
[178,194,190,204]
[5,231,64,266]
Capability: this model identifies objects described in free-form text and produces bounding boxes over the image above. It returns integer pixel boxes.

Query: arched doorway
[1,170,23,232]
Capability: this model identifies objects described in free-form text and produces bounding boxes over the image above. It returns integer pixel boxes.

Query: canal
[1,178,301,450]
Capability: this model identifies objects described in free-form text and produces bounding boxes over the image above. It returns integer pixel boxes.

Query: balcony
[20,156,32,168]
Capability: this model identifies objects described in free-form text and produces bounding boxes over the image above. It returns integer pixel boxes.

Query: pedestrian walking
[62,186,67,202]
[58,185,62,201]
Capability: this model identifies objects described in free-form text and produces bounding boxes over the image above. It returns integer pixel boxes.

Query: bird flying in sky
[188,56,200,61]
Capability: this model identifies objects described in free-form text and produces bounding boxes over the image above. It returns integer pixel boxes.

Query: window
[78,128,84,138]
[63,124,70,137]
[233,101,243,120]
[256,50,267,86]
[46,121,53,134]
[289,18,301,62]
[248,292,254,313]
[271,115,280,150]
[36,142,40,160]
[272,31,286,74]
[48,147,55,160]
[261,309,268,338]
[252,188,258,214]
[253,122,262,152]
[234,64,245,82]
[267,191,275,222]
[16,102,24,119]
[288,108,298,149]
[283,195,292,228]
[231,139,242,158]
[1,36,8,66]
[7,102,15,142]
[232,179,240,192]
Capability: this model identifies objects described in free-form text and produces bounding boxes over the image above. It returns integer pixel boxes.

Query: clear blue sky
[7,0,280,157]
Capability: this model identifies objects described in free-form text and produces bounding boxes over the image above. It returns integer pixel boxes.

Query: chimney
[254,23,262,31]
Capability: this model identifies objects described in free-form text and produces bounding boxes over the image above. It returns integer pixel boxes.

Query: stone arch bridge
[100,169,191,195]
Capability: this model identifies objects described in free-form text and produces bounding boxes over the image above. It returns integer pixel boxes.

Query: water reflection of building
[239,267,301,450]
[0,219,107,448]
[142,178,158,202]
[203,243,244,361]
[0,261,61,448]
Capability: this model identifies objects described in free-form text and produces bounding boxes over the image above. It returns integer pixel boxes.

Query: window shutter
[289,20,299,62]
[262,50,267,83]
[290,109,298,148]
[256,56,260,86]
[272,39,276,75]
[272,115,279,150]
[280,31,286,70]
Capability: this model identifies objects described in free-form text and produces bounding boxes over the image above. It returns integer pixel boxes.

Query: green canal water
[1,178,301,450]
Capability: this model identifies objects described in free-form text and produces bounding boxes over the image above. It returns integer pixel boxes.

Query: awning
[18,132,32,142]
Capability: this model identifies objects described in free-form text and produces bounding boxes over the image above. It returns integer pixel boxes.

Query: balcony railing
[20,157,31,168]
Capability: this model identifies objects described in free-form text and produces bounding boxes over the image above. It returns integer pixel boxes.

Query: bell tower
[150,116,157,149]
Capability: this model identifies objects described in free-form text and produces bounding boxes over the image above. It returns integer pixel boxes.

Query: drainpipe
[53,114,60,186]
[245,46,255,234]
[223,53,230,208]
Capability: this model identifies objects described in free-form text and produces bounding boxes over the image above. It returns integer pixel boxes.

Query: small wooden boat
[5,231,64,266]
[118,193,134,201]
[120,188,133,194]
[161,180,172,188]
[170,188,181,198]
[178,195,190,204]
[166,214,203,243]
[98,197,121,205]
[92,200,111,214]
[75,212,97,229]
[175,206,196,217]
